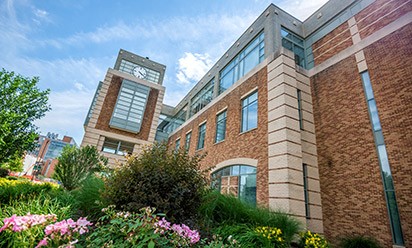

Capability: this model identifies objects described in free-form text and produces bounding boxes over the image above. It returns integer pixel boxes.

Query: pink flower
[35,238,48,248]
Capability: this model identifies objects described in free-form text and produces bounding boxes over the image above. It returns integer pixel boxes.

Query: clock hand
[139,71,144,76]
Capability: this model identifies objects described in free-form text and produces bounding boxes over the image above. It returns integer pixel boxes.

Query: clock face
[132,66,147,79]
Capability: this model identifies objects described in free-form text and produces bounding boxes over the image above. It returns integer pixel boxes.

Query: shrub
[339,235,382,248]
[0,192,76,247]
[105,143,208,224]
[87,205,200,247]
[198,190,301,244]
[53,145,108,191]
[0,167,9,177]
[71,175,108,221]
[298,230,329,248]
[0,213,92,248]
[0,178,59,204]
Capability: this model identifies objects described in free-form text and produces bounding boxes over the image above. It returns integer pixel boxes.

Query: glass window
[211,165,257,206]
[102,137,134,156]
[175,138,180,151]
[281,27,306,67]
[297,89,304,130]
[219,32,265,94]
[190,79,214,117]
[110,79,150,133]
[360,71,404,245]
[197,122,206,150]
[185,132,191,151]
[241,91,258,132]
[303,164,310,219]
[215,110,227,143]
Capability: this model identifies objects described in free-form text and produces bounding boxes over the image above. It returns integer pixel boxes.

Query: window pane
[243,48,259,74]
[239,174,256,206]
[247,101,258,130]
[361,72,374,100]
[368,99,382,131]
[110,79,149,133]
[386,191,404,245]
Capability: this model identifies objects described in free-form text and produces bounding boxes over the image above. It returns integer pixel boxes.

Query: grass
[198,190,302,245]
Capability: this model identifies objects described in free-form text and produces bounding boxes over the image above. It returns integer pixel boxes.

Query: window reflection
[211,165,257,206]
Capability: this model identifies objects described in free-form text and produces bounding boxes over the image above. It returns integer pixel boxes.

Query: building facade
[82,0,411,246]
[23,133,76,178]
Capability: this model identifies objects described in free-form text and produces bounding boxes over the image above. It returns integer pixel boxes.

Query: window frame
[109,79,150,133]
[241,91,258,133]
[215,110,227,143]
[185,131,192,151]
[196,122,207,150]
[102,137,134,156]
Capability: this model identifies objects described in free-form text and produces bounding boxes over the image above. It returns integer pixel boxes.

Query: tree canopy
[0,69,50,170]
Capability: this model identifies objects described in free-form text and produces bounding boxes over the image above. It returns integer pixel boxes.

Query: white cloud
[34,88,95,144]
[176,52,213,85]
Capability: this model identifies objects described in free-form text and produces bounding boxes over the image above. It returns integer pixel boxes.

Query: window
[102,138,134,155]
[110,79,150,133]
[175,138,180,151]
[297,89,304,130]
[281,27,306,67]
[241,91,258,132]
[211,165,257,206]
[361,71,404,245]
[303,164,310,219]
[85,81,103,126]
[215,110,227,143]
[219,32,264,94]
[185,132,191,151]
[196,122,206,150]
[190,79,214,117]
[119,59,161,84]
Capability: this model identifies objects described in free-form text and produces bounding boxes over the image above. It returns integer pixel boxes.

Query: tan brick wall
[363,23,412,248]
[312,22,352,65]
[168,67,269,207]
[95,75,159,141]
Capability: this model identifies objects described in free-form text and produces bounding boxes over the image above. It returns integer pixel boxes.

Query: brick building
[23,133,76,178]
[82,0,411,246]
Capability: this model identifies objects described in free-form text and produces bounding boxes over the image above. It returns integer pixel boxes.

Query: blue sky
[0,0,327,144]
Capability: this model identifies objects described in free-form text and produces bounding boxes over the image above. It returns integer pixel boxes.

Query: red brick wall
[168,67,269,206]
[311,55,393,247]
[312,22,352,65]
[356,0,412,39]
[95,75,159,141]
[363,23,412,248]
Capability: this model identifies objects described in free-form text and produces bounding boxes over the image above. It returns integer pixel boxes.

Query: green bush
[0,167,9,177]
[0,178,59,204]
[71,175,108,221]
[105,142,208,224]
[339,235,382,248]
[198,190,301,245]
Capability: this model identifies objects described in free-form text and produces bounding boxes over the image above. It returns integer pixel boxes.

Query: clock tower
[81,49,167,166]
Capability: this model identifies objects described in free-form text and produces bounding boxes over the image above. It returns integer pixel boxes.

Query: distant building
[23,133,77,178]
[82,0,411,247]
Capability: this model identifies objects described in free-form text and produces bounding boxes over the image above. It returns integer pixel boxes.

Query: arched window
[211,165,257,206]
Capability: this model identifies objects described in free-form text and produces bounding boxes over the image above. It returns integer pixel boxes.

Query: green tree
[53,145,108,190]
[0,69,50,170]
